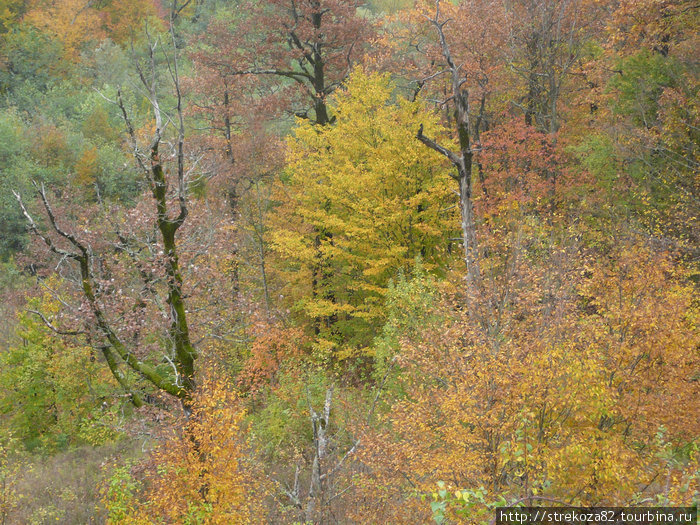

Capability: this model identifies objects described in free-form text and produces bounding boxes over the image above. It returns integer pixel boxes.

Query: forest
[0,0,697,522]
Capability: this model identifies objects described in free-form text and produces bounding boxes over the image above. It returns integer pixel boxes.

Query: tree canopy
[0,0,696,522]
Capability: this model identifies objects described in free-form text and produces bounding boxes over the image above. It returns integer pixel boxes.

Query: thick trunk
[314,95,330,126]
[311,3,330,126]
[160,226,197,395]
[223,87,233,160]
[148,118,196,396]
[458,168,479,283]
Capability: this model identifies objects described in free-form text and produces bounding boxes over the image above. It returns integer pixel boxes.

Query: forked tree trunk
[416,0,481,284]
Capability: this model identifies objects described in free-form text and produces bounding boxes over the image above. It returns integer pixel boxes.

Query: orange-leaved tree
[348,233,698,523]
[104,376,267,524]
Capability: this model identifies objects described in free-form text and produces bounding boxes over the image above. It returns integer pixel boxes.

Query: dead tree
[281,364,394,523]
[416,0,482,284]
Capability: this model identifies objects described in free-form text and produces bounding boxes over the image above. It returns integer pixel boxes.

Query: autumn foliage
[104,377,266,524]
[0,0,697,522]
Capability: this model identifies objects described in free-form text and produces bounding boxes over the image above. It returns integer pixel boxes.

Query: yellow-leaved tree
[272,69,458,360]
[25,0,104,59]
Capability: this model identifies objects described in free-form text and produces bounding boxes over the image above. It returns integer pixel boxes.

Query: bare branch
[34,182,88,257]
[416,124,462,178]
[13,189,79,260]
[26,309,87,336]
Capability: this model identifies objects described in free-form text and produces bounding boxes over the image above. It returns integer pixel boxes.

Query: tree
[609,0,697,58]
[0,23,66,101]
[595,16,700,259]
[103,377,265,523]
[0,285,121,451]
[414,0,488,283]
[272,69,456,358]
[193,0,372,126]
[0,110,33,257]
[348,237,699,522]
[506,0,606,134]
[13,7,201,407]
[24,0,105,59]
